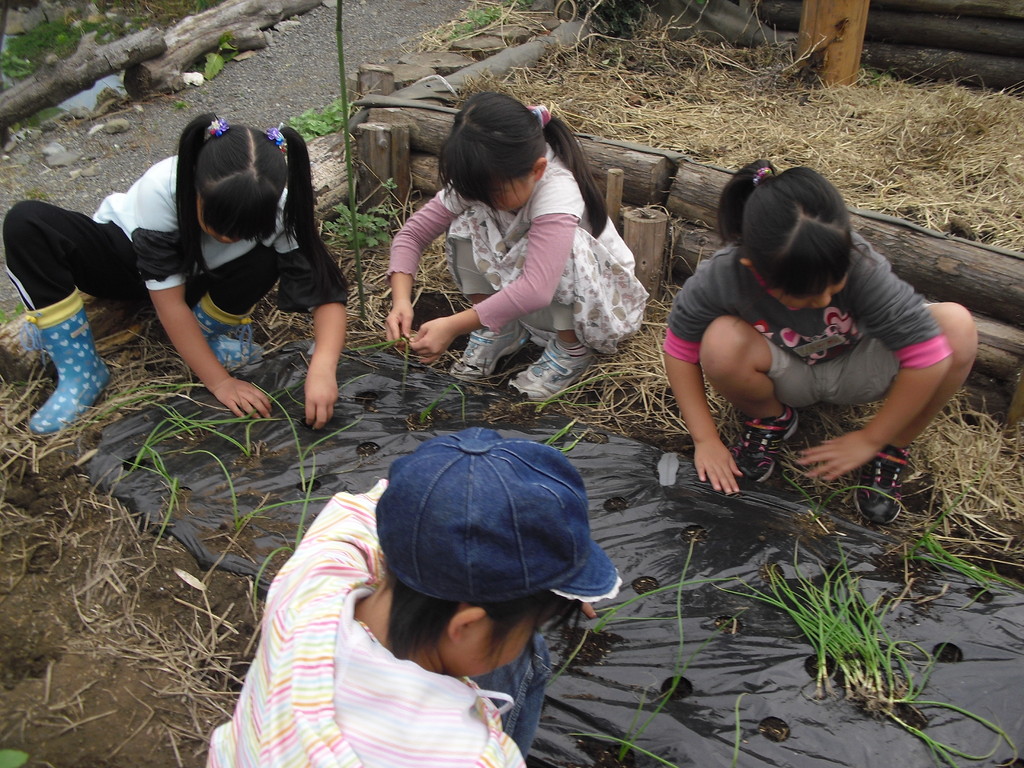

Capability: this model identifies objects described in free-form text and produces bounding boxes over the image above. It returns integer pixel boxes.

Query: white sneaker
[510,339,595,400]
[450,321,530,380]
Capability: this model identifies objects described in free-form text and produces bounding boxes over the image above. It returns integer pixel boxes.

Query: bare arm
[149,285,271,418]
[664,353,742,494]
[305,301,348,429]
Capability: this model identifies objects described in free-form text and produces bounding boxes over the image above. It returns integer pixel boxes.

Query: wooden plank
[355,123,392,210]
[605,168,625,230]
[799,0,872,85]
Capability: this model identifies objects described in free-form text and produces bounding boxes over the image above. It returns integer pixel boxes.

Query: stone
[102,119,131,135]
[398,51,475,76]
[45,151,83,168]
[451,34,505,53]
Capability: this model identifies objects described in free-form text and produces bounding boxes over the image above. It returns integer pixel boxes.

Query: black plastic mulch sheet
[88,346,1024,768]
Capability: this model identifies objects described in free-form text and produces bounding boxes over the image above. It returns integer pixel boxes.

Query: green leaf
[0,750,30,768]
[204,52,225,80]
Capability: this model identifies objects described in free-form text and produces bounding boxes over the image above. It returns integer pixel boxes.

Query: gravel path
[0,0,468,311]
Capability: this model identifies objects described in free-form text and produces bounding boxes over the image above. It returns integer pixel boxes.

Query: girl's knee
[700,316,769,375]
[929,303,978,365]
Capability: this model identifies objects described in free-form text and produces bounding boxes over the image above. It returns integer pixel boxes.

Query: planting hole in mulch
[631,576,659,594]
[659,675,694,700]
[353,390,379,411]
[713,615,743,634]
[932,642,964,663]
[559,626,622,668]
[575,737,637,768]
[893,703,929,731]
[356,441,379,457]
[681,524,707,543]
[758,717,792,742]
[604,496,629,512]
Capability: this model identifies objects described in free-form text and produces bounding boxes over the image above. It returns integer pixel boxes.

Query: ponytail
[279,125,348,300]
[543,115,608,237]
[176,112,216,275]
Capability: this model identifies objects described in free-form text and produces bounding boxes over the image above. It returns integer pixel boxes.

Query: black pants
[4,200,278,314]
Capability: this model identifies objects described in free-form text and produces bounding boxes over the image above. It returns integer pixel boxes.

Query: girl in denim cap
[664,160,977,525]
[208,427,620,767]
[4,113,347,434]
[385,91,648,401]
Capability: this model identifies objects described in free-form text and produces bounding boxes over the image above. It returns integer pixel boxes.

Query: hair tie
[266,125,286,153]
[752,166,774,186]
[207,117,230,138]
[529,105,551,128]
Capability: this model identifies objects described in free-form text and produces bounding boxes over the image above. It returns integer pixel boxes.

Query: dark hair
[175,113,346,300]
[717,160,852,296]
[439,91,608,237]
[385,572,579,662]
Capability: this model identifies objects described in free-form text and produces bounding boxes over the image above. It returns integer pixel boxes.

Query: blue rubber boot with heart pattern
[24,293,110,434]
[192,294,263,369]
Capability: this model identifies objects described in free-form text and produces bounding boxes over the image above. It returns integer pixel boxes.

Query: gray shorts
[768,337,899,408]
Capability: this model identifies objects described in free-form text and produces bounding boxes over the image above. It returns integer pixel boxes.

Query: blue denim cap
[377,428,620,604]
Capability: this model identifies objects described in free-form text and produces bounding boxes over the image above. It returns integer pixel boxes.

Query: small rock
[102,119,131,135]
[451,34,505,53]
[68,106,92,120]
[276,19,301,33]
[41,142,67,158]
[87,124,105,137]
[182,71,205,87]
[45,151,83,168]
[80,165,100,177]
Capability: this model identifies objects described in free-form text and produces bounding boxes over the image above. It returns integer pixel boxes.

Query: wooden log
[355,123,392,210]
[308,133,349,217]
[860,41,1024,90]
[873,0,1024,21]
[666,158,1024,328]
[759,0,1024,57]
[798,0,871,85]
[123,0,322,98]
[1008,371,1024,428]
[366,107,674,206]
[623,207,670,295]
[358,64,395,97]
[667,220,1024,383]
[0,29,166,133]
[410,152,440,196]
[605,168,625,231]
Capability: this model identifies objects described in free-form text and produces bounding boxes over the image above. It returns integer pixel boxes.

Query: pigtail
[717,159,775,245]
[544,116,608,237]
[176,112,216,274]
[279,126,348,301]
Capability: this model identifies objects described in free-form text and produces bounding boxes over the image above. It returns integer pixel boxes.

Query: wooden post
[358,63,395,96]
[798,0,871,85]
[355,123,391,210]
[1009,370,1024,429]
[389,123,412,207]
[622,207,669,296]
[605,167,624,231]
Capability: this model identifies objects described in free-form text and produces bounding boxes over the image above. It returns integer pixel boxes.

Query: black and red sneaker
[855,445,909,525]
[730,406,798,482]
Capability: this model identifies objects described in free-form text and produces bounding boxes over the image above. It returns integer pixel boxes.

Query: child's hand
[693,438,743,495]
[304,369,338,430]
[798,430,880,481]
[209,377,272,419]
[409,317,458,364]
[385,303,414,344]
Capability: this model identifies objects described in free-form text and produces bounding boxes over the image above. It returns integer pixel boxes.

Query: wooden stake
[622,207,669,295]
[389,123,412,207]
[1009,370,1024,429]
[357,63,395,96]
[605,167,624,231]
[798,0,871,85]
[355,123,391,210]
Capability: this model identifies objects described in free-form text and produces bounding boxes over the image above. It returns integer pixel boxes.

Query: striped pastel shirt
[207,480,525,768]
